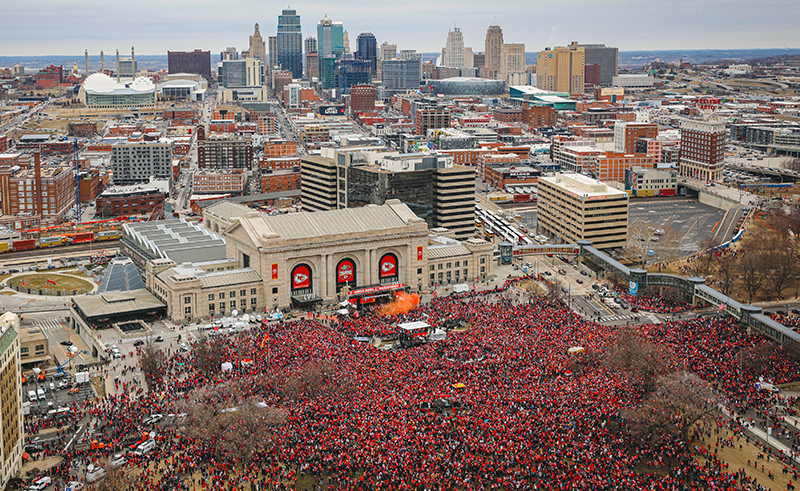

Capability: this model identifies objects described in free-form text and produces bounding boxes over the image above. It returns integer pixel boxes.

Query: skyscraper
[484,25,503,78]
[580,44,619,86]
[500,43,525,81]
[679,119,726,182]
[167,50,212,80]
[249,23,266,62]
[317,15,344,89]
[304,36,318,56]
[380,42,397,61]
[268,36,278,68]
[536,42,585,95]
[304,36,318,79]
[342,31,351,54]
[356,32,377,77]
[277,9,303,78]
[442,28,465,68]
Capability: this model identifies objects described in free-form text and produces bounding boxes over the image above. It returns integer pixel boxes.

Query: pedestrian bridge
[575,240,800,353]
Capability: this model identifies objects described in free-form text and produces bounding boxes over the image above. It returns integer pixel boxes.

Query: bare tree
[191,334,227,375]
[604,326,668,396]
[626,370,717,444]
[86,467,138,491]
[716,254,738,296]
[695,234,721,276]
[139,339,164,391]
[738,244,771,302]
[625,220,657,266]
[652,226,682,272]
[762,229,799,298]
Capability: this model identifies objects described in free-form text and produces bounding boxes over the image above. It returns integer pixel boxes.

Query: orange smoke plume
[379,292,420,316]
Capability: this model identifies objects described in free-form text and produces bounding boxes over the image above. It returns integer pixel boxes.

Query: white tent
[398,321,430,332]
[221,362,233,372]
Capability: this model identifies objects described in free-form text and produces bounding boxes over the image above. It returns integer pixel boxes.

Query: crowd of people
[20,275,800,490]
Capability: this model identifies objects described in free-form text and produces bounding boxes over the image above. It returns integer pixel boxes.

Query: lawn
[8,273,94,293]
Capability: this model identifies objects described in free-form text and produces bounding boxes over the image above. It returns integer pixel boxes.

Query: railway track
[0,240,120,262]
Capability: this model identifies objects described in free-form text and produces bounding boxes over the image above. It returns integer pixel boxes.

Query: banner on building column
[417,246,423,261]
[271,264,278,280]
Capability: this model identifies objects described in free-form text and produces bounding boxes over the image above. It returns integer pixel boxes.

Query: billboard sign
[379,254,397,278]
[337,259,355,284]
[319,105,345,116]
[292,265,311,290]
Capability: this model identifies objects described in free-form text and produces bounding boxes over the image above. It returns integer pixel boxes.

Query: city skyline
[2,0,800,56]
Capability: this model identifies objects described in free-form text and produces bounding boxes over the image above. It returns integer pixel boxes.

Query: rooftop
[540,173,628,199]
[71,289,165,320]
[97,257,146,293]
[123,219,227,264]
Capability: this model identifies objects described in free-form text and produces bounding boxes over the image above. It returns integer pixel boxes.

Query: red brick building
[264,140,298,158]
[34,65,64,89]
[0,134,8,152]
[164,108,195,120]
[96,183,167,218]
[261,169,300,193]
[197,134,253,170]
[273,71,294,97]
[350,84,376,114]
[0,162,75,224]
[79,169,103,203]
[493,108,523,123]
[615,122,658,154]
[260,156,301,170]
[68,121,97,137]
[522,104,557,128]
[595,152,655,182]
[414,107,451,135]
[192,169,248,196]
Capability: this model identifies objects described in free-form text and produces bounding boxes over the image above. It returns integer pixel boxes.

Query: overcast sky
[2,0,799,56]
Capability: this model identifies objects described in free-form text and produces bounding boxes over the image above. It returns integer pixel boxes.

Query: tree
[695,234,721,277]
[625,220,657,266]
[191,334,227,375]
[604,326,668,396]
[139,338,164,391]
[716,254,738,296]
[626,370,717,445]
[762,230,798,298]
[86,467,138,491]
[738,243,770,302]
[652,226,681,271]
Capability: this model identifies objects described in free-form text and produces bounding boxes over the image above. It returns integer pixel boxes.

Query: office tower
[442,28,465,68]
[484,25,503,78]
[382,59,422,90]
[318,15,345,89]
[245,57,263,86]
[249,23,266,62]
[500,43,525,81]
[221,47,239,61]
[335,59,371,93]
[277,9,303,78]
[380,42,397,61]
[167,50,212,80]
[350,84,376,113]
[0,313,23,491]
[679,119,726,182]
[268,36,277,68]
[217,59,247,87]
[317,16,344,58]
[473,52,485,68]
[356,32,378,77]
[342,31,351,54]
[464,47,474,69]
[536,41,585,95]
[580,44,618,86]
[304,36,318,56]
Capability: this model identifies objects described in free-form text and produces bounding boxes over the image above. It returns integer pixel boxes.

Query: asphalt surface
[629,200,725,255]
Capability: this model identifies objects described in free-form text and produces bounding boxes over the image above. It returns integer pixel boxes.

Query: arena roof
[83,73,155,95]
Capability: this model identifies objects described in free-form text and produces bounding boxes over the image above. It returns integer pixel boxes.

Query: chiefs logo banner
[337,260,355,283]
[292,265,311,289]
[380,254,397,278]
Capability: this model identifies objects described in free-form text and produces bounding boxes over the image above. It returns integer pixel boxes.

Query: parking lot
[629,200,725,255]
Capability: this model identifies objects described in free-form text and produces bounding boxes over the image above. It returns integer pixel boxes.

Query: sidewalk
[721,406,800,466]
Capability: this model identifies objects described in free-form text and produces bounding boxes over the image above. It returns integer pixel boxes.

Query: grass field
[8,273,94,293]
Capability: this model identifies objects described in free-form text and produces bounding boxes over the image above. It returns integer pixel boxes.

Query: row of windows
[206,288,258,301]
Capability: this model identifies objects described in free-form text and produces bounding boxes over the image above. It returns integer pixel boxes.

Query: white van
[134,439,155,456]
[85,466,107,483]
[28,390,37,402]
[28,476,51,491]
[37,388,46,401]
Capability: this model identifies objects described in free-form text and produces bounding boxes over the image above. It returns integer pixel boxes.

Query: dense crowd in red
[22,279,800,490]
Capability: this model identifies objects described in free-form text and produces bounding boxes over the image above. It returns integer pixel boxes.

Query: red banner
[271,263,278,280]
[379,254,397,278]
[337,259,355,283]
[417,246,423,261]
[292,265,311,290]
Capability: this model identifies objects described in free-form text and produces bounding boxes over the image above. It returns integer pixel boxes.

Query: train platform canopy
[122,219,227,265]
[398,321,430,332]
[97,257,145,293]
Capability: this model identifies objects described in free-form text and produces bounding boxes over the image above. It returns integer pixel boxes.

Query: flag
[718,303,727,311]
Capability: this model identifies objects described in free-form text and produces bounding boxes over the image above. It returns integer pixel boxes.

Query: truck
[75,371,91,384]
